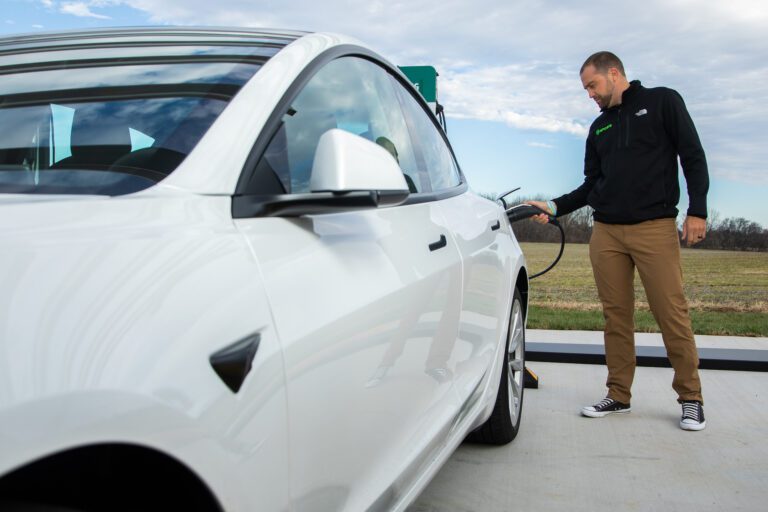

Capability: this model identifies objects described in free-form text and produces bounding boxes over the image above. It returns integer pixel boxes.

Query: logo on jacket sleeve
[635,108,648,116]
[595,123,613,136]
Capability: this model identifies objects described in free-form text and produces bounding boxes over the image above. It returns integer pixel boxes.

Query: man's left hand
[682,216,707,246]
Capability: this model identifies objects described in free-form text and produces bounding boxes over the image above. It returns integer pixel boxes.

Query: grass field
[521,242,768,336]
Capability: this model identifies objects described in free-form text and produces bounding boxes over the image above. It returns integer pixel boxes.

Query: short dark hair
[580,51,626,77]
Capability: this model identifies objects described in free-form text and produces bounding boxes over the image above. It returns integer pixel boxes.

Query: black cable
[529,220,565,279]
[503,203,566,279]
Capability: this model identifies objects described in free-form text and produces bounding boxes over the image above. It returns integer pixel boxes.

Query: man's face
[581,65,615,110]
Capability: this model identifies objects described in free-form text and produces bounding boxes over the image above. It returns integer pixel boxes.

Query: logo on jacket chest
[595,123,613,136]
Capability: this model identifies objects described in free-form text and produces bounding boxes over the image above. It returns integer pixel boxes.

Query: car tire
[0,500,84,511]
[466,287,525,445]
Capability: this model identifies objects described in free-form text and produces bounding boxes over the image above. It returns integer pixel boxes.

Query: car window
[0,62,261,97]
[391,77,461,192]
[255,56,427,194]
[0,59,263,196]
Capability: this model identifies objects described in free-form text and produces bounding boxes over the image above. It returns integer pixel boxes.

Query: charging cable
[496,191,565,279]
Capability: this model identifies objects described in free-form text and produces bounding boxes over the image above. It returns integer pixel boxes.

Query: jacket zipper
[625,111,630,146]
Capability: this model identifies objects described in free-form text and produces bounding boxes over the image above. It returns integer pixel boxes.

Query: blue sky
[3,0,767,226]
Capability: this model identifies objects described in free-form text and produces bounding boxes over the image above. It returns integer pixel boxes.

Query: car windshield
[0,58,263,195]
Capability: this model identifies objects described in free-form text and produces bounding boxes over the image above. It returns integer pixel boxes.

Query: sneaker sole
[680,420,706,431]
[581,407,631,418]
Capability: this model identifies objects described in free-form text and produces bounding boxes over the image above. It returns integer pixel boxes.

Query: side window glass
[393,80,461,192]
[256,57,427,194]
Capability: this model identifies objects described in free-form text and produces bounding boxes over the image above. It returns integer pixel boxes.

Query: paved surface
[408,333,768,512]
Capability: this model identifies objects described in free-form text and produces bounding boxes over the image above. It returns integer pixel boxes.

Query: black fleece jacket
[553,80,709,224]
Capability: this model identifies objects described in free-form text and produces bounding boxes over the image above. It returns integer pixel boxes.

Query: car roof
[0,26,309,55]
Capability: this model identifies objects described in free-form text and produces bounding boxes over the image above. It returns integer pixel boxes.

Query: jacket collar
[602,80,642,112]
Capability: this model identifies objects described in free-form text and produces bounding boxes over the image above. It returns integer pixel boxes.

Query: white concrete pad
[408,362,768,512]
[529,329,768,350]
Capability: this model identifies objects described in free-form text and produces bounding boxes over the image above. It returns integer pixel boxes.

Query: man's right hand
[525,200,553,224]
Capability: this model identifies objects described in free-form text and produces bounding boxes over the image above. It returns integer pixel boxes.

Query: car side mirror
[310,128,409,202]
[232,129,410,218]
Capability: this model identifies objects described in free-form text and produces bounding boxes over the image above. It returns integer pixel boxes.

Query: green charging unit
[399,66,438,103]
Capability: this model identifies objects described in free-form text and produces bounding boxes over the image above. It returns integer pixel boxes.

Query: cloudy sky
[3,0,767,225]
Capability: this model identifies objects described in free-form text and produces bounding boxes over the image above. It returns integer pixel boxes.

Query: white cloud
[439,63,591,136]
[60,2,111,19]
[527,142,555,149]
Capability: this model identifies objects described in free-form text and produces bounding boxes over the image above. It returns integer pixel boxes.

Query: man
[528,51,709,431]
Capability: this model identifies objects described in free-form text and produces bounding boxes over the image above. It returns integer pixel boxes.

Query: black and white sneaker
[680,400,706,431]
[581,397,631,418]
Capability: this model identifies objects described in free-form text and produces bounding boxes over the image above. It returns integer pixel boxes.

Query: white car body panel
[437,193,512,404]
[0,194,291,511]
[437,193,528,423]
[235,200,465,511]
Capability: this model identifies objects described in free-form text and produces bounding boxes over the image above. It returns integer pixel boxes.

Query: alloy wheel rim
[507,298,524,425]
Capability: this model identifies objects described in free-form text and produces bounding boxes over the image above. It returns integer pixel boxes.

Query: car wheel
[466,287,525,445]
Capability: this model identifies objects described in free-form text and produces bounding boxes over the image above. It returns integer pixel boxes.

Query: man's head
[580,51,629,110]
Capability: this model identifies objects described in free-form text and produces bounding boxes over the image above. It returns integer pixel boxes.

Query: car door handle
[429,234,447,252]
[491,220,501,231]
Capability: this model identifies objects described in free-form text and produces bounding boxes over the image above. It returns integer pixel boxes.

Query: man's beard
[596,81,615,109]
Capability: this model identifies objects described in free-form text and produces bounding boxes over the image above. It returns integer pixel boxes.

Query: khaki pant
[590,218,703,404]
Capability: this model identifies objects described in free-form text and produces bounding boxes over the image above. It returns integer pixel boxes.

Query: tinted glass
[0,62,260,97]
[0,60,262,195]
[256,56,426,194]
[393,79,461,192]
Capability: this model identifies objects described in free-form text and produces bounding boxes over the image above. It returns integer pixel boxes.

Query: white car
[0,27,529,512]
